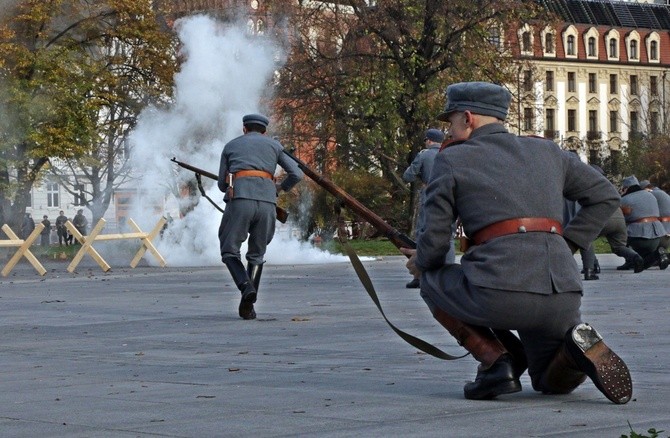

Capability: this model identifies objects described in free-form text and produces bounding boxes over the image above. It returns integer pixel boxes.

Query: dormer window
[567,35,575,56]
[545,33,554,54]
[609,38,618,58]
[625,31,640,62]
[646,32,660,63]
[588,37,596,57]
[522,31,531,52]
[650,40,658,60]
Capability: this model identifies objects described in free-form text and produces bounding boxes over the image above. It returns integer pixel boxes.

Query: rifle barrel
[282,150,415,250]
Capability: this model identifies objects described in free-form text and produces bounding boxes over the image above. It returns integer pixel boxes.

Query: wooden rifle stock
[170,157,289,223]
[282,149,416,251]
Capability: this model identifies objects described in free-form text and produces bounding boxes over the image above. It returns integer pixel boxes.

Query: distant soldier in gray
[620,176,668,270]
[401,81,632,404]
[40,215,51,246]
[218,113,304,320]
[402,128,456,288]
[72,209,88,239]
[55,210,69,246]
[639,179,670,252]
[577,166,644,276]
[21,212,35,240]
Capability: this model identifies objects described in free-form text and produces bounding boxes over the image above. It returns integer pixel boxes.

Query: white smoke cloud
[127,14,348,266]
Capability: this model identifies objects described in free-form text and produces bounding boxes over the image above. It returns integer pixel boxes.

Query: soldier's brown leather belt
[659,216,670,222]
[471,217,563,246]
[631,216,660,224]
[234,170,274,180]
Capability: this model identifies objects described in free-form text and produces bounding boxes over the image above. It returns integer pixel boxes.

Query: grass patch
[324,236,613,256]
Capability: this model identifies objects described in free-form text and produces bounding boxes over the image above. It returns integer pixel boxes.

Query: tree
[0,0,175,230]
[273,0,541,235]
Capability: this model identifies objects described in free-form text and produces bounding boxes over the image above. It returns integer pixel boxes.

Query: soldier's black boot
[538,323,632,404]
[223,257,257,320]
[247,262,264,292]
[493,329,528,379]
[584,268,599,281]
[433,309,521,400]
[642,248,664,270]
[657,247,669,270]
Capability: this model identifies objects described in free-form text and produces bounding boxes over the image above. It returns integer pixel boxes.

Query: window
[630,111,639,132]
[523,70,532,92]
[47,182,59,208]
[567,35,575,55]
[589,110,598,132]
[610,74,617,94]
[610,111,618,132]
[568,109,577,131]
[650,40,658,60]
[609,38,617,58]
[568,72,576,92]
[651,111,659,134]
[588,37,596,56]
[651,76,658,96]
[630,40,638,60]
[546,108,555,131]
[546,71,554,92]
[522,31,531,52]
[74,184,85,207]
[523,107,534,131]
[589,73,597,93]
[488,27,501,49]
[545,33,554,53]
[630,75,638,95]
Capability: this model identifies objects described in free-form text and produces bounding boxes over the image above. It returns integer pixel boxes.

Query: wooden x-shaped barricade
[65,217,167,273]
[1,223,47,276]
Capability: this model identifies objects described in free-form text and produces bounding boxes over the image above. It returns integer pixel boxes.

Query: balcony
[586,130,601,140]
[543,130,559,139]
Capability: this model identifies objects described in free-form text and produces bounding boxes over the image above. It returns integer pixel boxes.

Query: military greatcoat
[414,123,618,385]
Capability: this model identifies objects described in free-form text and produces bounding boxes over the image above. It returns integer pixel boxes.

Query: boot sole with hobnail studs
[569,323,632,404]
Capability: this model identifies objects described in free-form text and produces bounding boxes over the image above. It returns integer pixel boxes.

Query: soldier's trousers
[219,199,276,265]
[420,264,582,390]
[581,212,640,269]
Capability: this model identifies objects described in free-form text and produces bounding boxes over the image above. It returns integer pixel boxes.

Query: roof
[538,0,670,29]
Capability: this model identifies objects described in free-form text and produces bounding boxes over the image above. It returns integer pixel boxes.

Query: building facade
[510,0,670,166]
[22,0,670,227]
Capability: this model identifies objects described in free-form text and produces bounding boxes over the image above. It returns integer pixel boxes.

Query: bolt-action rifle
[281,149,415,251]
[170,157,289,223]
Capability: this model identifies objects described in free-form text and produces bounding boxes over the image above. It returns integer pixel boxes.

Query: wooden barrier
[65,217,167,273]
[1,223,47,276]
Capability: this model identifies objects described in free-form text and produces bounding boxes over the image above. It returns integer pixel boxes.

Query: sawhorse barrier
[65,217,167,273]
[1,223,47,276]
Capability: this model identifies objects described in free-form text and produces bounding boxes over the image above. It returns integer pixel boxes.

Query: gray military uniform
[650,187,670,240]
[621,188,665,264]
[404,143,456,264]
[415,123,618,387]
[217,132,303,265]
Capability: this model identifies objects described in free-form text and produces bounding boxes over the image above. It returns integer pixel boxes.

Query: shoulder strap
[336,227,467,361]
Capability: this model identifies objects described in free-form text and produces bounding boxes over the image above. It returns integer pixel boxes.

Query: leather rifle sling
[336,224,467,361]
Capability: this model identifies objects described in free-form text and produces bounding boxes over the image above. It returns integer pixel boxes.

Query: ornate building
[510,0,670,165]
